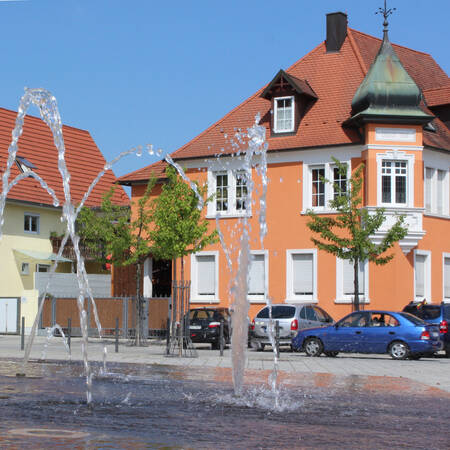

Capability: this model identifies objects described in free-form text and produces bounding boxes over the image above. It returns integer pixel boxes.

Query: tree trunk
[353,257,360,312]
[135,261,144,346]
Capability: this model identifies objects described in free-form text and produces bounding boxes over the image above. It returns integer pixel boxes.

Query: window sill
[206,212,252,220]
[248,296,266,304]
[301,209,337,215]
[334,298,370,304]
[284,297,318,304]
[190,298,220,304]
[423,212,450,220]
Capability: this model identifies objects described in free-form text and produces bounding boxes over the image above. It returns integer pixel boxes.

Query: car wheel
[389,341,410,360]
[304,337,323,357]
[324,351,339,357]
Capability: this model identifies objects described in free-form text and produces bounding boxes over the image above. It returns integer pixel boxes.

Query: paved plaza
[1,335,449,393]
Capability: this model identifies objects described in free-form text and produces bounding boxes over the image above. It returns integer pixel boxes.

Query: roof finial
[376,0,396,39]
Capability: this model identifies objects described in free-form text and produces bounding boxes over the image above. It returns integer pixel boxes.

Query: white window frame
[273,95,295,133]
[248,250,269,303]
[414,249,431,302]
[424,166,449,216]
[302,161,350,212]
[442,253,450,303]
[36,264,51,273]
[24,213,40,234]
[335,257,369,304]
[190,251,219,303]
[286,249,318,303]
[207,166,251,218]
[376,151,415,208]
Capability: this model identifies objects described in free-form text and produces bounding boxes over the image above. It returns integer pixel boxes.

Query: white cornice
[363,144,423,152]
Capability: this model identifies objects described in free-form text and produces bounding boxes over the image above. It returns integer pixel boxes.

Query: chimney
[326,12,347,52]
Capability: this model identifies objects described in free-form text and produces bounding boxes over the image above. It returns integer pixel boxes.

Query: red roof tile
[119,27,450,183]
[118,159,168,185]
[0,108,128,207]
[423,85,450,107]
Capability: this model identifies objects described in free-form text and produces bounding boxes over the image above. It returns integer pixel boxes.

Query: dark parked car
[402,301,450,357]
[188,307,231,350]
[291,310,442,360]
[250,304,334,351]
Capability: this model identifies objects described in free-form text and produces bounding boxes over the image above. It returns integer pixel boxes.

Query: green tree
[77,180,156,346]
[149,165,218,282]
[306,158,408,311]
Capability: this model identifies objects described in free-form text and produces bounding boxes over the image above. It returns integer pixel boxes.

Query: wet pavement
[0,336,449,448]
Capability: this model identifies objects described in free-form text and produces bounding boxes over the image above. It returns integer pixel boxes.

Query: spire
[348,2,433,126]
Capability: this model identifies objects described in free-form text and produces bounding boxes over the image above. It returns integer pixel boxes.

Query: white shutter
[249,254,265,295]
[293,253,313,295]
[197,255,215,295]
[415,254,426,298]
[343,259,364,295]
[444,257,450,299]
[437,170,445,214]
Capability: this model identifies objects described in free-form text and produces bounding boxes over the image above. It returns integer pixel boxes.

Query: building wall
[0,202,65,332]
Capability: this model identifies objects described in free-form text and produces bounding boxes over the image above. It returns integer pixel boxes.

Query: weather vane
[376,0,396,33]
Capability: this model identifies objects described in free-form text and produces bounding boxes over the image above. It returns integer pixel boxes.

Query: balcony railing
[50,236,105,261]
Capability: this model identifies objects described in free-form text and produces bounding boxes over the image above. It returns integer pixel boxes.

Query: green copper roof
[350,31,433,125]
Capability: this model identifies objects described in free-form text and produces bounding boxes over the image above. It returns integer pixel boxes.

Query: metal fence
[40,295,169,339]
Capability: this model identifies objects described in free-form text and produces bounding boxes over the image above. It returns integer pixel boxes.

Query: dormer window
[274,96,295,133]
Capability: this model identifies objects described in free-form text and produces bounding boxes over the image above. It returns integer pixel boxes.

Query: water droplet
[136,145,143,157]
[280,177,283,183]
[146,144,154,155]
[157,148,162,156]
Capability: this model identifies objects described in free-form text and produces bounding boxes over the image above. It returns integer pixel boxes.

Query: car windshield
[189,310,211,320]
[256,306,295,319]
[315,307,333,323]
[399,312,426,326]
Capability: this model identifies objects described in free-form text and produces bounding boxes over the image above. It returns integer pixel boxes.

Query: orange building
[119,12,450,321]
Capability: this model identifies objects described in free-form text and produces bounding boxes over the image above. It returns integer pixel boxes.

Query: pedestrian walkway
[1,335,449,392]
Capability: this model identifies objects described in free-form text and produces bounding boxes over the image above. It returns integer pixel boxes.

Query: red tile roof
[119,27,450,183]
[118,159,168,185]
[0,108,128,207]
[423,85,450,107]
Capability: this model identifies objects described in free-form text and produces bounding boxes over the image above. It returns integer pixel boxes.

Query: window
[248,251,268,301]
[333,166,347,199]
[414,251,431,302]
[425,167,448,215]
[37,264,50,272]
[381,161,407,204]
[311,167,325,207]
[191,252,218,302]
[286,250,317,302]
[24,213,39,233]
[216,172,228,212]
[21,263,29,275]
[274,96,294,133]
[336,257,368,304]
[208,169,251,217]
[304,162,349,211]
[443,254,450,301]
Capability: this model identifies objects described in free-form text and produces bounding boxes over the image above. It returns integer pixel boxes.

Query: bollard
[275,320,280,358]
[67,318,72,351]
[115,317,119,353]
[166,318,170,355]
[20,317,25,351]
[219,319,224,356]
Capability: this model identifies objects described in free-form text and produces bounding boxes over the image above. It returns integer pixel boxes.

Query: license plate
[190,325,201,330]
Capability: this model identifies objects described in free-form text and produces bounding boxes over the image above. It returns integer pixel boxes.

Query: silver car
[250,303,334,351]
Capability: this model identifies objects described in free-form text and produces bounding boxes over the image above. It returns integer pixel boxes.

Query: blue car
[291,310,442,360]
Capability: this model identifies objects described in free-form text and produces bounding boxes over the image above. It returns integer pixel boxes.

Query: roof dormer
[15,155,37,173]
[260,69,317,135]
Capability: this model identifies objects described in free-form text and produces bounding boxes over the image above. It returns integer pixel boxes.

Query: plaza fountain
[1,89,448,448]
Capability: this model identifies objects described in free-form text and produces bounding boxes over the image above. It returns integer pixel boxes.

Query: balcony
[50,236,106,261]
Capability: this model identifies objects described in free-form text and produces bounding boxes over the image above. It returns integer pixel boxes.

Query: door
[326,311,370,352]
[362,312,400,353]
[0,298,19,334]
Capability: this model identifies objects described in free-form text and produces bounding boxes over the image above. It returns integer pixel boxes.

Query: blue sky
[0,0,448,180]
